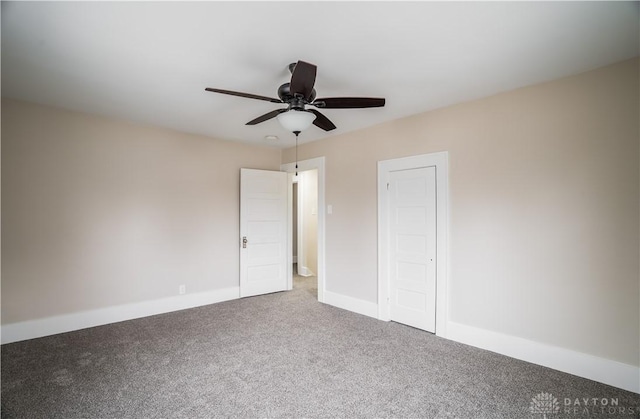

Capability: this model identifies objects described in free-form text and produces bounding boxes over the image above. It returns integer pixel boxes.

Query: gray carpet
[2,274,639,418]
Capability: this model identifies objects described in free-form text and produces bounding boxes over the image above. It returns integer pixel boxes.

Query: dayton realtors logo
[530,393,560,418]
[563,396,638,416]
[530,392,639,417]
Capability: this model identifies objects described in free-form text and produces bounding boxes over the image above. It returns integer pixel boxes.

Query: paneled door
[388,166,437,332]
[240,168,288,298]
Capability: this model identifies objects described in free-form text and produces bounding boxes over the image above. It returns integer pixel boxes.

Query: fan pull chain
[294,131,299,176]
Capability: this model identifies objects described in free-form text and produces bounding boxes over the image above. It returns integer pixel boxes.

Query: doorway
[292,169,318,297]
[281,157,326,303]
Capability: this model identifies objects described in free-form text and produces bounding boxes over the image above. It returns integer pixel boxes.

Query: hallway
[293,264,317,299]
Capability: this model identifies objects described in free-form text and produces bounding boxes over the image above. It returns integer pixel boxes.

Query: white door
[240,168,288,298]
[388,166,437,332]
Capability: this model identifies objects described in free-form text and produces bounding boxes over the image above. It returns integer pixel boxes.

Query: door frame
[377,151,449,337]
[281,157,326,303]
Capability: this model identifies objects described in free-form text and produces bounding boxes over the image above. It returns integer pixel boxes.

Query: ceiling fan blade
[313,97,385,109]
[309,109,336,131]
[246,109,288,125]
[205,88,282,103]
[289,61,317,100]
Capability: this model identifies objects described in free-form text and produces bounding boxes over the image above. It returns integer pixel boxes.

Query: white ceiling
[2,1,638,148]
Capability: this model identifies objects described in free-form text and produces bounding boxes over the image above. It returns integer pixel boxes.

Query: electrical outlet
[179,285,186,295]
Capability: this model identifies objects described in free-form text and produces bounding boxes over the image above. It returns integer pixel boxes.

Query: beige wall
[2,99,281,324]
[283,58,640,366]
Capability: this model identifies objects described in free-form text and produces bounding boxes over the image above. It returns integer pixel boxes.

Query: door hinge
[386,182,390,190]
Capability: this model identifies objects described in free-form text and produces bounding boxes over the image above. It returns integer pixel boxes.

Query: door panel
[240,168,288,297]
[389,166,437,332]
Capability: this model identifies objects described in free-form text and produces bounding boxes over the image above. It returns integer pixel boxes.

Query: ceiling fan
[205,60,385,133]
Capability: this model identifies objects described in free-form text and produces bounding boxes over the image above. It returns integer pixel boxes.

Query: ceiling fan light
[277,110,316,133]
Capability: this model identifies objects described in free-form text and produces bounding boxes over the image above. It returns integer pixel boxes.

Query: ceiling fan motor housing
[277,83,316,109]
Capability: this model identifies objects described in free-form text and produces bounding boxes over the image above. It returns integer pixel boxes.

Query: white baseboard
[5,288,637,394]
[297,265,315,277]
[1,287,240,344]
[323,290,378,319]
[446,321,640,394]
